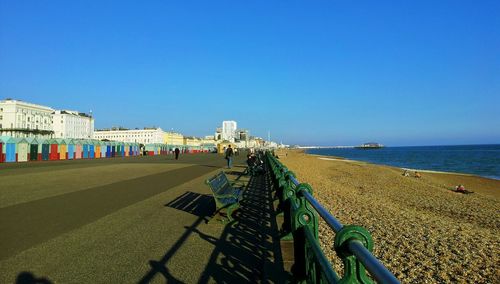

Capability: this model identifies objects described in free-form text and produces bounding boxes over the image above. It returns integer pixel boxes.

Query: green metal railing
[266,152,399,284]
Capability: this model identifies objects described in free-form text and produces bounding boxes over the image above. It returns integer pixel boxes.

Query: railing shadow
[138,191,215,284]
[196,167,288,283]
[138,166,287,283]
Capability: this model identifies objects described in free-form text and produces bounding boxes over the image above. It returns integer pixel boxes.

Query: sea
[306,144,500,180]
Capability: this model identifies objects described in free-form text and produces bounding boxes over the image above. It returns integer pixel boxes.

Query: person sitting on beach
[455,184,466,193]
[414,171,421,178]
[403,170,410,177]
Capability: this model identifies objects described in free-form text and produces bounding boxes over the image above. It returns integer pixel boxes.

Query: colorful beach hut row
[0,136,141,163]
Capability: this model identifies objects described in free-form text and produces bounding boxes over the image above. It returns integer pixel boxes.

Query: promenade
[0,154,287,283]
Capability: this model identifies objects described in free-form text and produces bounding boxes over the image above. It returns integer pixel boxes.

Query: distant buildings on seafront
[94,127,165,144]
[0,99,282,149]
[0,99,94,139]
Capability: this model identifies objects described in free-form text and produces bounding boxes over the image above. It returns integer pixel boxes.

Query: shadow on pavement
[138,192,216,284]
[165,191,215,220]
[15,272,53,284]
[196,167,288,283]
[140,166,287,283]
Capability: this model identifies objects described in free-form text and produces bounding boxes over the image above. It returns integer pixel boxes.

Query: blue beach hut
[66,139,75,160]
[40,139,50,161]
[82,140,90,159]
[89,140,96,159]
[111,142,116,157]
[0,136,16,163]
[105,141,111,158]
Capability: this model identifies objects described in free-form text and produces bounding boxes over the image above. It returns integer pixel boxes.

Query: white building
[53,110,94,139]
[94,127,164,144]
[0,99,55,138]
[222,120,237,142]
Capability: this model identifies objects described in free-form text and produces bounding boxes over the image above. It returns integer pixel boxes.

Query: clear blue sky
[1,1,499,146]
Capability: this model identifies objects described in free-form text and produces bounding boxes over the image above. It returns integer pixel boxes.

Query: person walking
[174,147,180,160]
[225,145,234,169]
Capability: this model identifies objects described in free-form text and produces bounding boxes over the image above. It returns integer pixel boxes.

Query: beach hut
[115,143,121,157]
[54,139,67,160]
[37,138,47,161]
[25,137,39,161]
[94,140,101,159]
[123,142,129,157]
[120,142,126,157]
[74,140,83,159]
[15,137,29,162]
[111,142,116,157]
[105,141,111,158]
[130,143,136,156]
[40,139,50,161]
[65,139,75,160]
[100,141,108,158]
[48,138,59,160]
[88,140,96,159]
[0,136,16,163]
[82,140,90,159]
[145,144,154,156]
[130,142,135,157]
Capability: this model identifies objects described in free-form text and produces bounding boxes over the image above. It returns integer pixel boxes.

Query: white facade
[53,110,94,139]
[222,121,237,142]
[94,128,164,144]
[0,99,54,137]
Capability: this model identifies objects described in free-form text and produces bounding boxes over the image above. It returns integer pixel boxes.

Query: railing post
[291,183,319,282]
[334,225,374,284]
[279,170,297,240]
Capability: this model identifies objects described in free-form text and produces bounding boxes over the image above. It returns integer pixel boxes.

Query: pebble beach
[279,150,499,283]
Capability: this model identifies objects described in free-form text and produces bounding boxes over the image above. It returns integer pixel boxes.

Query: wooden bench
[206,172,244,223]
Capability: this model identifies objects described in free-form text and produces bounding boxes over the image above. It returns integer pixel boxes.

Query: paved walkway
[0,154,287,283]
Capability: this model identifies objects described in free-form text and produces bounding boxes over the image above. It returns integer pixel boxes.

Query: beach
[278,150,499,283]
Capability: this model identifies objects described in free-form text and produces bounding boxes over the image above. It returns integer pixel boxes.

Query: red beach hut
[0,139,3,163]
[48,138,59,160]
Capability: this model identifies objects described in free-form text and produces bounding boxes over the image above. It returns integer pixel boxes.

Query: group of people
[402,170,421,178]
[224,146,263,174]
